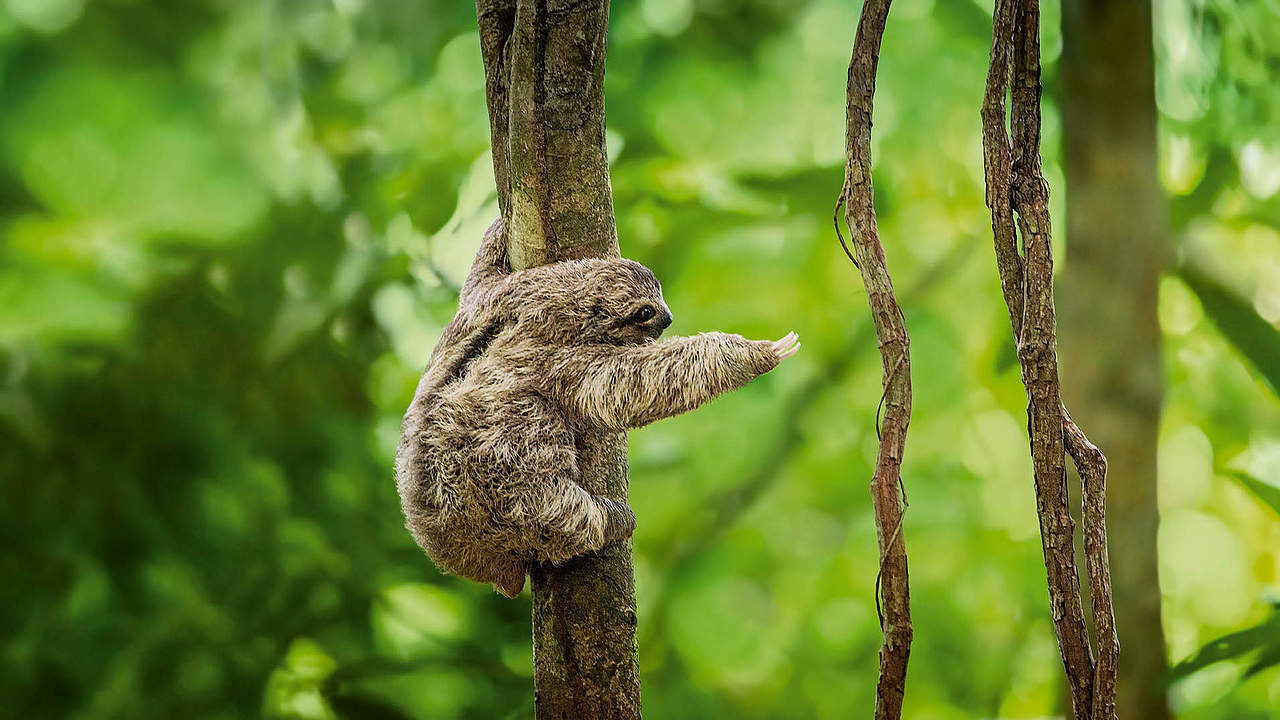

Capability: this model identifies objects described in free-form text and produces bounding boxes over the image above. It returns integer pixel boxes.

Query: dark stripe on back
[443,319,506,386]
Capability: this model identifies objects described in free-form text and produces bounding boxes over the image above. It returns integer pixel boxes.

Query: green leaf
[1228,471,1280,518]
[263,638,339,720]
[1178,264,1280,399]
[1244,643,1280,678]
[1169,607,1280,682]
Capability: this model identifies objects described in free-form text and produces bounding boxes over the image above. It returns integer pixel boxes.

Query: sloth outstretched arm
[547,331,800,431]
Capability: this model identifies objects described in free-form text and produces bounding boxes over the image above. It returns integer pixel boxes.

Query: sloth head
[515,258,673,346]
[583,258,673,345]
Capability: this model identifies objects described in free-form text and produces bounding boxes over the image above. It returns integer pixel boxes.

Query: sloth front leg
[549,331,800,430]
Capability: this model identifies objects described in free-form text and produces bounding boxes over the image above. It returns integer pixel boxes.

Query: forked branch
[981,0,1117,717]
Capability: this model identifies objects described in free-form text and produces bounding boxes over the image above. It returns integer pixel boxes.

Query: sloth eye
[630,306,656,323]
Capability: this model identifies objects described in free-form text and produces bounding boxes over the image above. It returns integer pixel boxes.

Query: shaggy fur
[396,219,791,597]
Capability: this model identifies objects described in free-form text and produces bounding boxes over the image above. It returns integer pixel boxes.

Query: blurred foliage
[0,0,1278,718]
[1169,603,1280,685]
[1179,263,1280,399]
[1228,472,1280,518]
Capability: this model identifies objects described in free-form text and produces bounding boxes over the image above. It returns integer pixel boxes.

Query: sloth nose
[656,309,673,330]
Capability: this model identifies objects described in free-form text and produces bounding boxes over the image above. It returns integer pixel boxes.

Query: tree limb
[1065,413,1118,720]
[840,1,913,717]
[981,1,1116,717]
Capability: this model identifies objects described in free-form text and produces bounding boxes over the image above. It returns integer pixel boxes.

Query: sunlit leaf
[263,638,339,720]
[371,583,468,660]
[1244,643,1280,679]
[1227,471,1280,518]
[1169,607,1280,682]
[1178,263,1280,399]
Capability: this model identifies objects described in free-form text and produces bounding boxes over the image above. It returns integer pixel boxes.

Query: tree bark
[982,1,1117,717]
[838,1,913,717]
[475,2,640,717]
[1060,2,1170,719]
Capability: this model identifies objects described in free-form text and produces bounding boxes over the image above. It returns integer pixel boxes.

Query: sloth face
[586,260,673,345]
[615,296,673,344]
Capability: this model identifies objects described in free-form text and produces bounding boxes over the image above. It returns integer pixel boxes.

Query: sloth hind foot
[490,559,527,598]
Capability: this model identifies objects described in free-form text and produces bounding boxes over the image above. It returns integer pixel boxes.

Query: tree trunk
[475,1,641,717]
[1059,2,1170,719]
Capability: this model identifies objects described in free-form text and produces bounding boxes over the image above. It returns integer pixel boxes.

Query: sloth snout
[655,309,673,330]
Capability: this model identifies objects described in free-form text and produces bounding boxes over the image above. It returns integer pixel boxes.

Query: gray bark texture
[1060,2,1170,719]
[982,1,1118,718]
[838,1,913,717]
[475,1,641,717]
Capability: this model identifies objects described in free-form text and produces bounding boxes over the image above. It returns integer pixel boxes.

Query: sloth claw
[771,331,800,360]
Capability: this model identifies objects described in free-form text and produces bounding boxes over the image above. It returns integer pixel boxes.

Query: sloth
[396,219,799,597]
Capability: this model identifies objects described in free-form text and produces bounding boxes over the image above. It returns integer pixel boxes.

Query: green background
[2,0,1278,718]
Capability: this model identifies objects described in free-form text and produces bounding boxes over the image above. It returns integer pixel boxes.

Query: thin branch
[981,1,1117,718]
[1065,413,1118,720]
[842,1,913,716]
[980,0,1023,338]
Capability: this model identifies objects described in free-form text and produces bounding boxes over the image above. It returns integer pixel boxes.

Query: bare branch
[980,0,1024,338]
[982,1,1117,717]
[841,1,913,716]
[1065,413,1118,720]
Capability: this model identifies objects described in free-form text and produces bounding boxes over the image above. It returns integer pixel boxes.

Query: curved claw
[771,331,801,360]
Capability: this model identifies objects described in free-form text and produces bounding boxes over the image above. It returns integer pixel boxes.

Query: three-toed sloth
[396,220,799,597]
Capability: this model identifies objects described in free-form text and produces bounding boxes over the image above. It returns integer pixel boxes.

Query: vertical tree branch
[474,1,639,717]
[477,0,515,222]
[1007,10,1096,713]
[979,0,1023,340]
[1065,416,1118,720]
[982,1,1117,718]
[838,1,913,717]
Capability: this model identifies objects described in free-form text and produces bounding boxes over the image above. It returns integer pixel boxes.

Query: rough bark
[1065,414,1118,720]
[1060,2,1170,719]
[475,2,640,717]
[837,1,913,717]
[982,1,1117,717]
[480,0,619,269]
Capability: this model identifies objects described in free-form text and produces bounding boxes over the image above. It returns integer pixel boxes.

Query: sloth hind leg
[488,556,527,598]
[529,479,636,565]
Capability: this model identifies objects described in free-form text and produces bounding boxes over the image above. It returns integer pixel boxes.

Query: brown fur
[396,219,787,597]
